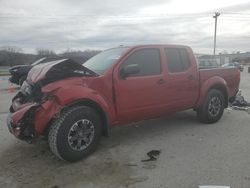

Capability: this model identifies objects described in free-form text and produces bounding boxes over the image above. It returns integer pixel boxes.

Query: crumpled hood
[26,59,95,85]
[9,65,31,73]
[11,64,30,69]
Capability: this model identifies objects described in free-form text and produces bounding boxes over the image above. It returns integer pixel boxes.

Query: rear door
[163,47,199,110]
[114,48,168,123]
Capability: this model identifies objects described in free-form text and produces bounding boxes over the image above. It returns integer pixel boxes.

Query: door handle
[157,79,166,85]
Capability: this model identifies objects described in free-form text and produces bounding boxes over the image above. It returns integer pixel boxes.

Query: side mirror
[121,64,140,78]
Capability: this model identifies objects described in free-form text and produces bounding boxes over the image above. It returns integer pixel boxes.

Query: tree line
[0,46,101,66]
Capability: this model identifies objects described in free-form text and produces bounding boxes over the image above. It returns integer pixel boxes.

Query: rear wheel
[48,106,102,162]
[197,89,225,123]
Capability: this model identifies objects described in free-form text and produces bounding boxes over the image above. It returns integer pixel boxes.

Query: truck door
[114,48,168,123]
[163,47,199,110]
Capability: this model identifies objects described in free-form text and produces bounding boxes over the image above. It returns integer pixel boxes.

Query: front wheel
[48,106,102,162]
[197,89,225,124]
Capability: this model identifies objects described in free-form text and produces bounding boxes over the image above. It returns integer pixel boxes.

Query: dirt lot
[0,68,250,188]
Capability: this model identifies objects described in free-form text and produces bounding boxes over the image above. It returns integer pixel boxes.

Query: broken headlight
[20,81,32,95]
[11,68,18,72]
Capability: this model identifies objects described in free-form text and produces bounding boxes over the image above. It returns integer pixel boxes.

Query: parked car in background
[7,44,240,162]
[9,57,61,85]
[222,62,244,72]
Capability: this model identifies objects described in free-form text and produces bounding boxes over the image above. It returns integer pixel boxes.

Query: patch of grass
[0,72,10,76]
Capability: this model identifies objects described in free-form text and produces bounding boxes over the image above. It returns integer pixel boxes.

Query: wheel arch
[209,84,228,107]
[61,99,110,136]
[41,85,114,137]
[195,76,229,108]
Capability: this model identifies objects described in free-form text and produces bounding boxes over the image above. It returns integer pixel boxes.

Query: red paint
[34,99,61,134]
[11,102,38,124]
[9,45,240,138]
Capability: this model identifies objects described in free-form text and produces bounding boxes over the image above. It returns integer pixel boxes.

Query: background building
[196,52,250,66]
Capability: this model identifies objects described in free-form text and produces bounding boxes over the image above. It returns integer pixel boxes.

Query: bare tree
[0,46,23,53]
[36,48,56,58]
[0,46,23,66]
[61,49,101,63]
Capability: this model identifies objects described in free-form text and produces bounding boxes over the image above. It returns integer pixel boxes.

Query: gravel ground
[0,67,249,188]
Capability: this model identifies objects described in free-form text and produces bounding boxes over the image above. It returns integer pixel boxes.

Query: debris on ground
[229,89,250,113]
[124,163,138,167]
[199,186,230,188]
[50,185,59,188]
[141,150,161,162]
[124,176,149,187]
[230,90,250,107]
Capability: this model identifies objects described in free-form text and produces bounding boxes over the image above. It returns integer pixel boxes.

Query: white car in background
[222,62,244,72]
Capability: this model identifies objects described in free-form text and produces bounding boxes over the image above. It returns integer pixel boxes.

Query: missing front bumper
[7,104,38,140]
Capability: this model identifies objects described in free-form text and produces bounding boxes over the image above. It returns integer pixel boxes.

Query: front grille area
[14,85,43,105]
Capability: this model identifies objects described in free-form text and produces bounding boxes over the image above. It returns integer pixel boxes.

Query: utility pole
[213,12,220,56]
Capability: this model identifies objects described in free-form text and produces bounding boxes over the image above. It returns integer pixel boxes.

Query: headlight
[20,81,32,95]
[9,68,18,73]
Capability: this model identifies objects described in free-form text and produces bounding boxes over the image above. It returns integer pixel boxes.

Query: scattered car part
[230,89,250,107]
[141,150,161,162]
[199,186,230,188]
[229,89,250,114]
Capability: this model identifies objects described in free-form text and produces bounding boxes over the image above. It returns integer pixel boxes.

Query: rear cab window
[164,48,191,73]
[120,48,161,77]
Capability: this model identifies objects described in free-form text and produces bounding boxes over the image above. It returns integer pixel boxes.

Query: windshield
[83,47,129,74]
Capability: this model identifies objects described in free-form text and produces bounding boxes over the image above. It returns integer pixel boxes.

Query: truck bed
[199,67,240,98]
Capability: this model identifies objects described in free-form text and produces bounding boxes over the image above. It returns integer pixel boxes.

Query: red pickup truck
[7,45,240,162]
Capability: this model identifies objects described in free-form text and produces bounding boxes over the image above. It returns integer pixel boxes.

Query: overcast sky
[1,0,250,54]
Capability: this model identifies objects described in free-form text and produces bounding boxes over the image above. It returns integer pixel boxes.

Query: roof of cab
[117,44,191,49]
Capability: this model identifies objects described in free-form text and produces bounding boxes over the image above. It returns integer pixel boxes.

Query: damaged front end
[7,81,43,140]
[7,59,97,141]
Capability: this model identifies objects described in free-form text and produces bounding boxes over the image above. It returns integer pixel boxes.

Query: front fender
[34,85,115,135]
[34,99,61,135]
[52,86,114,119]
[195,76,229,108]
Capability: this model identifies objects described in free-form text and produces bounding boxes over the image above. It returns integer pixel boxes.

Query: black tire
[48,106,102,162]
[197,89,225,124]
[19,76,26,86]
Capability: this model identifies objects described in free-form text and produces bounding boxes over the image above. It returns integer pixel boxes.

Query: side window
[165,48,191,73]
[121,48,161,77]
